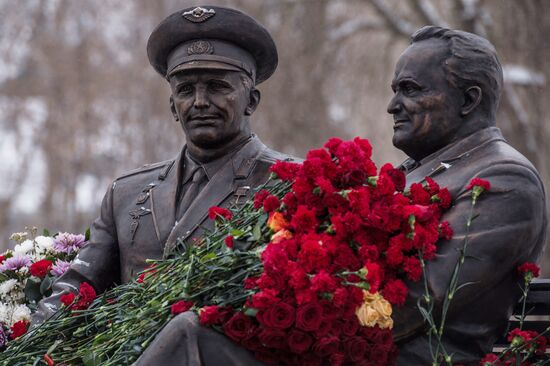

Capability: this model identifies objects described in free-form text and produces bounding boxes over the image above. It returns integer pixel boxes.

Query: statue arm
[393,162,547,341]
[33,182,121,323]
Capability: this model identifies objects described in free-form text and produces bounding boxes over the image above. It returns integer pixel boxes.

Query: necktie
[176,166,206,220]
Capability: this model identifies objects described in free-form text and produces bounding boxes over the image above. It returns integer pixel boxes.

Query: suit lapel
[163,136,266,257]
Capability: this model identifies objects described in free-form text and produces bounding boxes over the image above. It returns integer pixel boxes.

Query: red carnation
[9,320,28,339]
[291,206,317,233]
[253,189,270,209]
[296,302,323,331]
[0,255,5,264]
[466,177,491,191]
[30,259,53,278]
[199,305,232,326]
[517,262,540,281]
[381,163,406,192]
[208,206,232,221]
[479,354,499,366]
[439,221,453,240]
[382,279,408,306]
[224,235,234,249]
[60,292,76,306]
[269,161,301,181]
[171,300,193,315]
[72,282,96,310]
[263,195,281,213]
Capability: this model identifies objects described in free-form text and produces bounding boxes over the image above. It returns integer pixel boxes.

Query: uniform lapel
[150,151,181,246]
[163,136,266,257]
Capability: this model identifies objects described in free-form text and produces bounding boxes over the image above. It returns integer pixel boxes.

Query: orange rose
[267,212,289,233]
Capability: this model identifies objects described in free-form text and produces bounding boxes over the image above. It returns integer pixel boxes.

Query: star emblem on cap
[182,7,216,23]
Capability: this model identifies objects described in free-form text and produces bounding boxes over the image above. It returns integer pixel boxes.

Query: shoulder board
[259,149,302,164]
[115,159,175,181]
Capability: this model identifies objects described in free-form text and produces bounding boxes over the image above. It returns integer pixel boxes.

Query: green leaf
[230,229,245,238]
[40,275,53,296]
[257,213,268,227]
[43,228,50,237]
[85,228,91,241]
[252,225,261,241]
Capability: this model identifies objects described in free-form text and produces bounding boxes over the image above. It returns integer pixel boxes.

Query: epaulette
[115,159,175,181]
[258,149,302,164]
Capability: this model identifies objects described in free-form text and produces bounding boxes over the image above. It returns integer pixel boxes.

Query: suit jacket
[394,127,547,365]
[35,135,294,320]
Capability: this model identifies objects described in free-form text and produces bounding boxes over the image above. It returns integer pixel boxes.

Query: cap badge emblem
[182,7,216,23]
[187,40,214,55]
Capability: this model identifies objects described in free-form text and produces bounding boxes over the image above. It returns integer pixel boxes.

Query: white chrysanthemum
[14,240,34,254]
[17,267,29,275]
[34,236,54,254]
[10,289,25,301]
[0,279,18,295]
[0,303,10,324]
[11,304,31,324]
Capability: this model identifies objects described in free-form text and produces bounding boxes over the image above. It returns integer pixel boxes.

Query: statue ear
[461,86,482,116]
[245,89,261,116]
[170,96,179,122]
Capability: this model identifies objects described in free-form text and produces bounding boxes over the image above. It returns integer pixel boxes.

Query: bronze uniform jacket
[394,127,547,365]
[35,136,294,320]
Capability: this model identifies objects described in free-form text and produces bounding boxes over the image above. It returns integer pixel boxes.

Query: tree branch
[411,0,449,27]
[366,0,417,38]
[329,18,382,41]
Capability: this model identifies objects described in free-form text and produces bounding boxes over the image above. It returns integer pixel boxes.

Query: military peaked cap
[147,5,278,84]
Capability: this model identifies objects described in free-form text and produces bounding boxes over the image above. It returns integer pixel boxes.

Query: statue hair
[411,26,503,121]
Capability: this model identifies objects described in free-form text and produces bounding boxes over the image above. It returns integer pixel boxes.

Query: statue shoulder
[258,148,303,165]
[115,159,176,183]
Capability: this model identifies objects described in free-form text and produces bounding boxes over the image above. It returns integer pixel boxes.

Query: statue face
[169,69,252,150]
[387,39,464,161]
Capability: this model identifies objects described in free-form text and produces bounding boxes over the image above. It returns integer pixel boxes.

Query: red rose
[259,302,295,329]
[287,329,313,354]
[223,313,255,342]
[224,235,234,249]
[382,279,408,306]
[254,350,278,365]
[341,316,360,337]
[207,206,232,221]
[60,292,76,306]
[10,320,28,339]
[199,305,232,326]
[257,328,287,349]
[466,177,491,191]
[263,195,281,213]
[170,300,193,315]
[296,302,323,331]
[344,336,368,362]
[30,259,53,278]
[312,335,340,357]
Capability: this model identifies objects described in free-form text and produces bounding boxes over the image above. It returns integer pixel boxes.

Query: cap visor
[168,61,242,77]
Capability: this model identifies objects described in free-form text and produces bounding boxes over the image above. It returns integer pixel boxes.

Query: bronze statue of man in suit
[389,26,547,365]
[34,9,291,364]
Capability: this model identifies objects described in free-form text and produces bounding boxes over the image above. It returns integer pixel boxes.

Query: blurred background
[0,0,548,271]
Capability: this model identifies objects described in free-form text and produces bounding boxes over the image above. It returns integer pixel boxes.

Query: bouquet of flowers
[1,137,452,365]
[0,229,88,348]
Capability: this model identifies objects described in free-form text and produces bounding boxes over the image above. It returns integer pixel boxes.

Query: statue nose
[194,89,210,109]
[387,94,401,114]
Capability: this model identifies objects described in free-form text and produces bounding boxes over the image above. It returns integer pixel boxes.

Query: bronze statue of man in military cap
[34,6,292,365]
[388,26,547,365]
